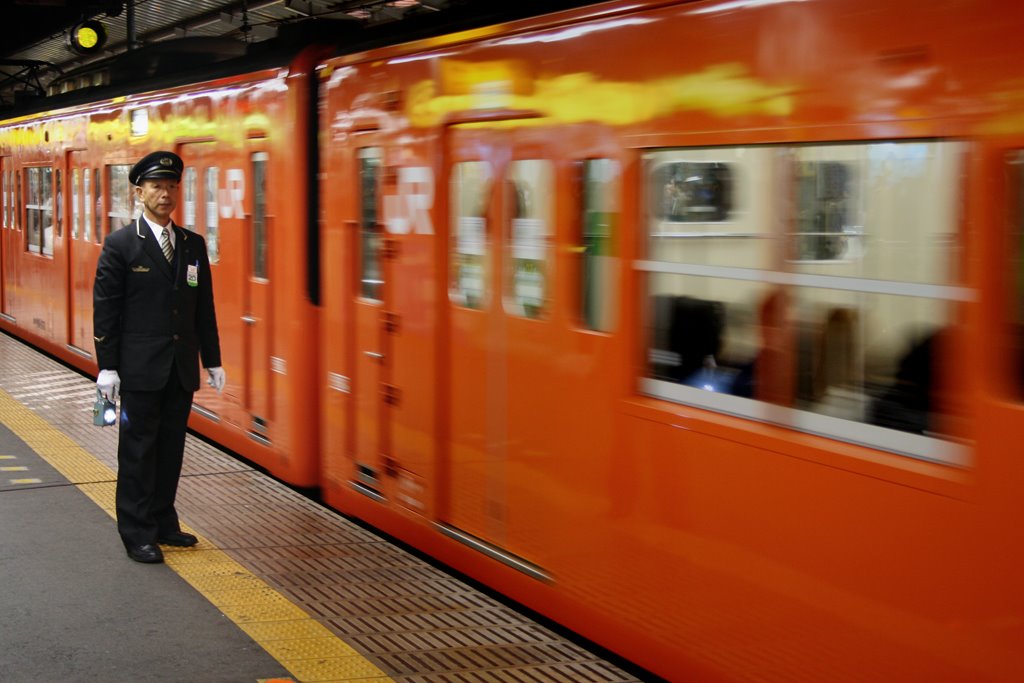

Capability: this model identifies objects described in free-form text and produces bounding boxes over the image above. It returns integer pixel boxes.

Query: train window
[107,165,132,233]
[183,166,198,232]
[83,169,92,241]
[358,148,382,300]
[640,141,969,465]
[653,160,733,223]
[505,160,553,319]
[16,170,22,232]
[9,169,15,230]
[578,159,619,332]
[252,152,268,280]
[7,169,13,229]
[93,168,102,242]
[55,169,62,238]
[793,160,856,261]
[450,161,492,309]
[25,166,54,256]
[205,167,219,263]
[71,169,80,240]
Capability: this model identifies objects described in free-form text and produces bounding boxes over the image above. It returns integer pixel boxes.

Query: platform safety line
[0,388,394,683]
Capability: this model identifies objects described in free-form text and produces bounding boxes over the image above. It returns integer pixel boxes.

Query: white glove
[207,366,226,392]
[97,369,120,401]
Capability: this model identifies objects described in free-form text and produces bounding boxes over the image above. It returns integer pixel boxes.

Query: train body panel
[4,0,1024,680]
[0,55,322,485]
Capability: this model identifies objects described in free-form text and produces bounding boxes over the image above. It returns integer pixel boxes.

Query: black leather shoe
[157,531,198,547]
[127,544,164,563]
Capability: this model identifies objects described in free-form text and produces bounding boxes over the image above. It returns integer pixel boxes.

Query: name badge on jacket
[187,263,199,287]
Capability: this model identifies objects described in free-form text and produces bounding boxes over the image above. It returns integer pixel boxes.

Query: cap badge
[159,157,172,166]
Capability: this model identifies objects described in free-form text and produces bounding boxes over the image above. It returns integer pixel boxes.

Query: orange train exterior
[0,47,325,485]
[3,0,1024,680]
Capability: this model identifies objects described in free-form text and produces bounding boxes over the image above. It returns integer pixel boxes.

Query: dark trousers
[115,369,194,549]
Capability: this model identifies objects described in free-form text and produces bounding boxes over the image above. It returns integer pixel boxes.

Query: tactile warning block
[219,599,309,624]
[240,620,337,643]
[280,656,388,682]
[260,636,363,661]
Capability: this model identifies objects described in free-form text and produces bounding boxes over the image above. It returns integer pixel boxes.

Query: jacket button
[173,334,179,341]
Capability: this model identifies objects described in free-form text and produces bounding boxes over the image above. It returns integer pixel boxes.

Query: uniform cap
[129,151,183,185]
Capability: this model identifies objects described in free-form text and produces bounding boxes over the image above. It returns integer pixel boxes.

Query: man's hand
[97,369,120,401]
[207,367,226,393]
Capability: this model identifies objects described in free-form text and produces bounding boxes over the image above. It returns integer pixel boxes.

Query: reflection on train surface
[2,0,1024,680]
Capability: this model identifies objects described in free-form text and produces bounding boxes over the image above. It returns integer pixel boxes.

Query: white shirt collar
[141,214,174,248]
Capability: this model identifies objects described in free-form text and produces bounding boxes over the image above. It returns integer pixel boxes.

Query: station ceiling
[1,0,572,107]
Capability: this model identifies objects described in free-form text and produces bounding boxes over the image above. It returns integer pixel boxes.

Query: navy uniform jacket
[93,219,221,392]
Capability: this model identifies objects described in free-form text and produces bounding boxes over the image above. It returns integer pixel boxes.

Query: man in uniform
[93,150,226,564]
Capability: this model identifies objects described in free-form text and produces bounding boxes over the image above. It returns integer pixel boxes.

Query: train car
[0,37,323,485]
[315,0,1024,680]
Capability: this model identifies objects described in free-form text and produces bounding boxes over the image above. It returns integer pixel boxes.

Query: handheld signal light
[93,389,117,427]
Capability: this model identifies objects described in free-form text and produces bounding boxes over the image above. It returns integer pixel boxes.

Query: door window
[25,166,53,256]
[450,161,492,309]
[358,148,382,300]
[578,158,619,332]
[205,167,220,263]
[71,168,80,240]
[505,160,553,319]
[252,152,268,279]
[107,164,132,232]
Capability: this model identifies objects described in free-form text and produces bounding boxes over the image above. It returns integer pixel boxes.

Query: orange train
[2,0,1024,679]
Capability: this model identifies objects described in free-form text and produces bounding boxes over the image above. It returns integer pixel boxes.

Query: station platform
[0,331,645,683]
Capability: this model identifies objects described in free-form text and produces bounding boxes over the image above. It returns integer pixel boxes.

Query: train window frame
[504,159,554,320]
[357,147,383,301]
[638,140,971,467]
[24,165,54,257]
[575,157,620,332]
[106,164,132,233]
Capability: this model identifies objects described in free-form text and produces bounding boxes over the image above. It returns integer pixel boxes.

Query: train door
[987,143,1024,519]
[351,145,391,492]
[178,142,222,410]
[66,151,95,355]
[0,156,8,319]
[244,146,272,436]
[443,123,560,568]
[50,155,68,345]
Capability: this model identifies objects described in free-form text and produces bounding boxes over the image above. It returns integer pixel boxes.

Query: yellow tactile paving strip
[0,386,393,683]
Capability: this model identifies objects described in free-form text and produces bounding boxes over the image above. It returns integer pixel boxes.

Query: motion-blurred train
[2,0,1023,679]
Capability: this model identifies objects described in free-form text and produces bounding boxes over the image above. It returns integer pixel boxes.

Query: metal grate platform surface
[0,332,644,683]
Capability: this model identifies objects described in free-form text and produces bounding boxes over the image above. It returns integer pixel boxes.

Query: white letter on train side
[403,167,434,235]
[385,167,434,235]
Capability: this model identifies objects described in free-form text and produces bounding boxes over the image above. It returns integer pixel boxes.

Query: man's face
[135,178,179,223]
